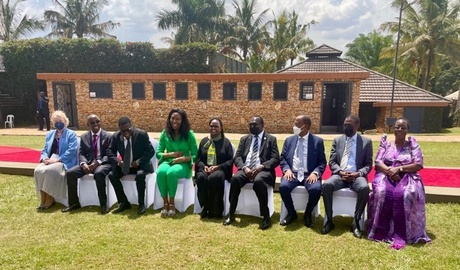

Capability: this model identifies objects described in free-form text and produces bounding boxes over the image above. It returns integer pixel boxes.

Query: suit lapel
[259,132,267,158]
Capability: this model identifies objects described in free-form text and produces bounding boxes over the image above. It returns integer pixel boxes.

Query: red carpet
[0,146,40,163]
[0,146,458,188]
[232,164,460,188]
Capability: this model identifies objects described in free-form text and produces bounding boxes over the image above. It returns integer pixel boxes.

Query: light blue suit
[40,128,79,170]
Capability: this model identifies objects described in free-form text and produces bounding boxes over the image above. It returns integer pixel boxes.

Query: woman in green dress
[156,109,197,217]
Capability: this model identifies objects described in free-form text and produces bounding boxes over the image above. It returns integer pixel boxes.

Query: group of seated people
[34,109,431,249]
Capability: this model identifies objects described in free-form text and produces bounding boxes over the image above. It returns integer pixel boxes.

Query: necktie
[92,134,98,160]
[249,135,259,169]
[123,139,131,175]
[297,138,305,181]
[340,137,352,171]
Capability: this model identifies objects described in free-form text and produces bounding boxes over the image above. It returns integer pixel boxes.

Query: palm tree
[267,10,315,70]
[222,0,270,62]
[345,30,394,72]
[156,0,228,45]
[381,0,460,90]
[44,0,119,39]
[0,0,44,42]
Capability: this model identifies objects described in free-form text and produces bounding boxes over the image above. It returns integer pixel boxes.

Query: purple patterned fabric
[367,135,431,249]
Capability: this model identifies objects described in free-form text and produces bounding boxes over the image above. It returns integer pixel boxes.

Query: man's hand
[249,165,264,180]
[209,166,219,173]
[307,173,318,184]
[82,163,92,174]
[243,166,252,178]
[118,160,123,168]
[283,169,294,181]
[131,160,139,169]
[340,171,359,182]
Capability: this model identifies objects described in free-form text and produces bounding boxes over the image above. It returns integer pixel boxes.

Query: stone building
[36,45,449,133]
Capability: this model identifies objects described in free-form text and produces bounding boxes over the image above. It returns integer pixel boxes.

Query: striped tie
[340,137,352,171]
[249,135,259,169]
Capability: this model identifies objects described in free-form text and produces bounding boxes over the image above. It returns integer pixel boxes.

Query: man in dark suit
[107,116,155,215]
[223,116,280,230]
[322,115,373,238]
[279,115,326,227]
[62,114,112,214]
[36,91,50,131]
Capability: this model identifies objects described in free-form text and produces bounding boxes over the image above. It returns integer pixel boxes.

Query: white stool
[324,188,366,229]
[153,177,195,212]
[279,186,320,222]
[78,174,117,208]
[223,181,274,218]
[4,114,14,128]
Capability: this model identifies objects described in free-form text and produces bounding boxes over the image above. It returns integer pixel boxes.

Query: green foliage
[452,109,460,127]
[345,30,393,71]
[0,39,217,123]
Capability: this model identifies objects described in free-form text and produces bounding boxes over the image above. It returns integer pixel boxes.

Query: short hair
[346,114,360,125]
[251,115,264,126]
[209,117,225,138]
[395,117,410,129]
[51,110,69,127]
[118,116,131,127]
[166,108,191,140]
[299,115,311,128]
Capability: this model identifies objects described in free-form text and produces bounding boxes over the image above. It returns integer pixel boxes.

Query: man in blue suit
[279,115,326,227]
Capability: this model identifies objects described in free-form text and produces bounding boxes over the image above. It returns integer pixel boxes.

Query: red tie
[93,134,98,160]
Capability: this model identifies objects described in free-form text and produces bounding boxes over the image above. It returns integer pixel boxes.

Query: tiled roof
[277,45,449,105]
[305,44,342,58]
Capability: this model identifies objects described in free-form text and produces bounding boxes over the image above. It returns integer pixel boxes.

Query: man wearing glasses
[107,116,155,215]
[63,114,113,214]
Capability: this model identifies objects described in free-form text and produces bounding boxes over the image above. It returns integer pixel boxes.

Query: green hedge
[0,39,217,124]
[423,107,443,132]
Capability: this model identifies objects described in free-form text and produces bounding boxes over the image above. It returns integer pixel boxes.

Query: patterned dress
[367,135,431,249]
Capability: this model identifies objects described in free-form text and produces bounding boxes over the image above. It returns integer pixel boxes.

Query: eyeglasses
[89,120,101,125]
[121,127,132,133]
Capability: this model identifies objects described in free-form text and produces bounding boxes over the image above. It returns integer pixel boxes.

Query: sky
[24,0,399,55]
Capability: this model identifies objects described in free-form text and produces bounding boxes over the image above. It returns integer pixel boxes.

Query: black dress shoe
[304,214,313,228]
[259,216,272,230]
[223,214,235,226]
[280,214,298,226]
[61,203,81,212]
[321,221,335,234]
[100,205,109,215]
[137,204,146,215]
[351,221,362,239]
[200,207,208,219]
[113,202,131,214]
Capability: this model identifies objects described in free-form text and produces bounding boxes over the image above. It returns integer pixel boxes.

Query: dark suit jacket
[280,133,326,179]
[78,129,112,165]
[107,127,155,173]
[329,134,373,178]
[234,132,280,186]
[195,137,234,180]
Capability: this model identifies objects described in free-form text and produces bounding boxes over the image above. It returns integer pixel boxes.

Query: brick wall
[42,73,368,134]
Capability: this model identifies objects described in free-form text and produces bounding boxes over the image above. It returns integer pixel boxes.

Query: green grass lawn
[1,135,460,167]
[1,175,459,269]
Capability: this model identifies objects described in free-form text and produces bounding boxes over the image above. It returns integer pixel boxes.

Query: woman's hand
[43,158,59,165]
[172,156,188,164]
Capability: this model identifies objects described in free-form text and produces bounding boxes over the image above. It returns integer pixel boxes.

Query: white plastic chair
[193,144,236,214]
[323,188,366,229]
[78,174,117,208]
[4,114,14,128]
[154,177,195,213]
[223,181,275,218]
[118,138,158,207]
[279,186,321,222]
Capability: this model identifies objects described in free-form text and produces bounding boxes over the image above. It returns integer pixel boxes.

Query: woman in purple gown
[367,118,431,249]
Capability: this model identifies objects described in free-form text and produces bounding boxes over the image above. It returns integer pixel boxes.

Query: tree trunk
[423,47,433,90]
[456,86,460,111]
